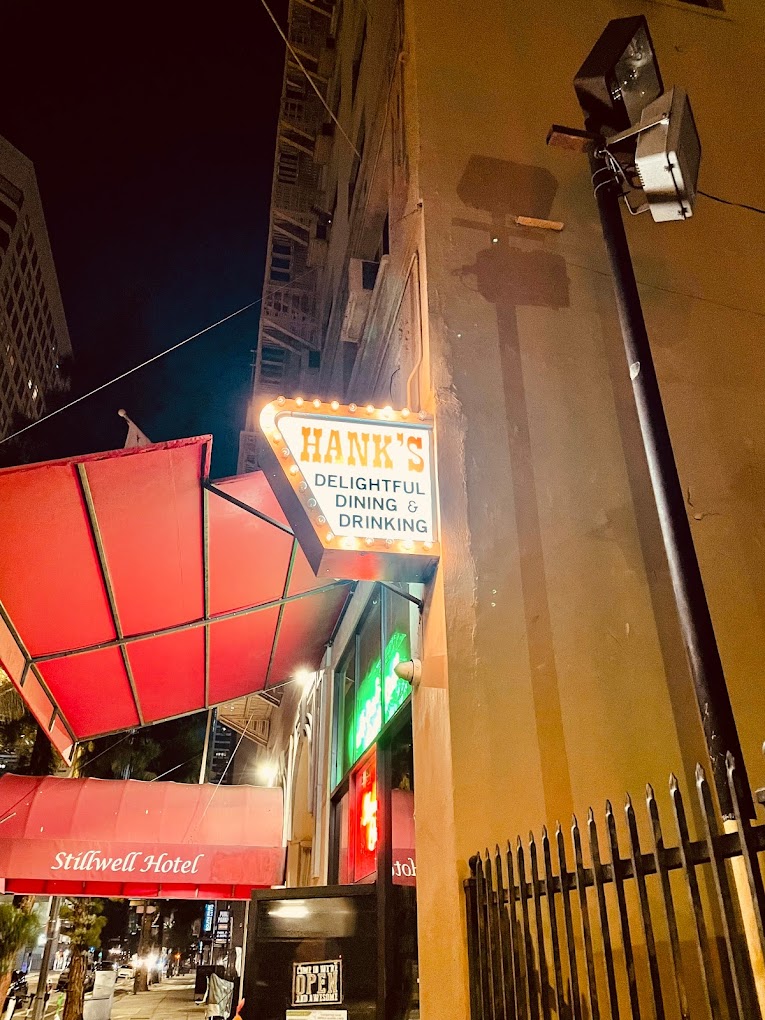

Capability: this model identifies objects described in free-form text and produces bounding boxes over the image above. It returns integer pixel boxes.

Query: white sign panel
[260,399,439,581]
[277,412,434,544]
[286,1011,347,1020]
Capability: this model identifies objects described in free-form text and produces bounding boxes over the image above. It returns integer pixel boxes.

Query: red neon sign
[353,752,377,881]
[360,781,378,852]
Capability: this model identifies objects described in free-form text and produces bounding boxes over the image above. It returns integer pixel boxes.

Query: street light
[574,16,663,132]
[553,18,751,819]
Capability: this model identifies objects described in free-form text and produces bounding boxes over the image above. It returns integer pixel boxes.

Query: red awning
[0,437,352,761]
[0,774,285,899]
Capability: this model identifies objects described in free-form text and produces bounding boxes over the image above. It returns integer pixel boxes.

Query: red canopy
[0,437,352,761]
[0,774,285,899]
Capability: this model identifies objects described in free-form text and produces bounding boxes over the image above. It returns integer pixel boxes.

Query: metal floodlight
[635,87,701,221]
[574,16,663,133]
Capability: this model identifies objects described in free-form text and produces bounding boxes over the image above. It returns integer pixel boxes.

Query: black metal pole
[590,149,753,819]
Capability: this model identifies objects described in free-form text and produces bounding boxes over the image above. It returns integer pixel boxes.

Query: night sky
[1,0,287,477]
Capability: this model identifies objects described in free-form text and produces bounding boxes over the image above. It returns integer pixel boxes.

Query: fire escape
[255,0,336,398]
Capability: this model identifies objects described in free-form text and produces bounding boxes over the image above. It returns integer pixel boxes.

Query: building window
[333,585,414,788]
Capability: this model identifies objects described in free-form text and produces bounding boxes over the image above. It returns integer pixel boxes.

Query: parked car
[3,971,29,1009]
[57,967,96,993]
[117,965,135,980]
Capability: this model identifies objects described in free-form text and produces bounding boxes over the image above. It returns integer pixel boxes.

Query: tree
[0,903,41,1007]
[1,667,62,775]
[59,899,107,1020]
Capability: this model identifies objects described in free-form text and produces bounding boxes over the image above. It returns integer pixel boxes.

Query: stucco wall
[407,1,765,1014]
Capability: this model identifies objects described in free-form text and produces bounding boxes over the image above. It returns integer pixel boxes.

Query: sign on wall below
[260,398,439,582]
[286,1011,347,1020]
[292,960,343,1007]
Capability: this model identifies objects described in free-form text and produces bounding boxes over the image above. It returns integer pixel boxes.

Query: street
[11,976,203,1020]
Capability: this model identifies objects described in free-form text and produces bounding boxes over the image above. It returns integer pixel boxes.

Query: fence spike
[670,770,720,1019]
[725,753,765,995]
[494,843,516,1020]
[485,846,507,1020]
[506,839,526,1020]
[517,833,540,1019]
[542,825,566,1017]
[556,822,582,1020]
[572,810,600,1019]
[606,793,640,1018]
[530,829,551,1020]
[587,805,619,1018]
[625,789,665,1019]
[696,758,755,1019]
[646,782,690,1020]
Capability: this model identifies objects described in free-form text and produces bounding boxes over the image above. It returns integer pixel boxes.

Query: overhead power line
[257,0,361,159]
[0,298,261,447]
[698,189,765,216]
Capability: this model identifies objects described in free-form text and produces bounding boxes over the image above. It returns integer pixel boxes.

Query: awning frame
[0,438,356,754]
[0,603,77,751]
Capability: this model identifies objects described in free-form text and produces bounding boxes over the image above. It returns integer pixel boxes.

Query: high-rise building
[245,0,765,1014]
[0,135,72,440]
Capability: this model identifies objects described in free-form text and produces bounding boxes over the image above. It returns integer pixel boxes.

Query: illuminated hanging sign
[259,397,439,581]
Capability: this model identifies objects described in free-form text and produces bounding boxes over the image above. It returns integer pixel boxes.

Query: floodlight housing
[574,16,663,133]
[635,87,701,221]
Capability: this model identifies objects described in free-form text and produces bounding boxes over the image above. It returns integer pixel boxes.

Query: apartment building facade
[0,135,72,440]
[239,0,765,1016]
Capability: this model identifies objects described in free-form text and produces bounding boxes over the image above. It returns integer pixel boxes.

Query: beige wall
[412,0,765,839]
[404,0,765,1014]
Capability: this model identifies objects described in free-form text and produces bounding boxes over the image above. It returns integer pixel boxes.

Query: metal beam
[265,539,299,687]
[29,664,77,745]
[76,463,144,725]
[201,451,211,710]
[204,481,294,536]
[0,598,77,746]
[32,581,353,664]
[379,581,424,612]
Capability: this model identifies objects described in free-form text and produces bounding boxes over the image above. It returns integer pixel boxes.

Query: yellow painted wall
[404,1,765,1015]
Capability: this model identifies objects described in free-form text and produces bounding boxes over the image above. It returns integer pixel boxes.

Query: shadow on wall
[453,155,574,825]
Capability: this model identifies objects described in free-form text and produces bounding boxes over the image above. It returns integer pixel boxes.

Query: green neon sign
[346,630,411,768]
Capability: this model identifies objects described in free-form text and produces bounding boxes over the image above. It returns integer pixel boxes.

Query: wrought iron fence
[465,754,765,1020]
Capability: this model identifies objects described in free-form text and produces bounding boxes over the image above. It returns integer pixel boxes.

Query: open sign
[292,960,343,1006]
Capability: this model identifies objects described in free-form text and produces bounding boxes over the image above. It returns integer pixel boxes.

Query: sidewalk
[110,978,205,1020]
